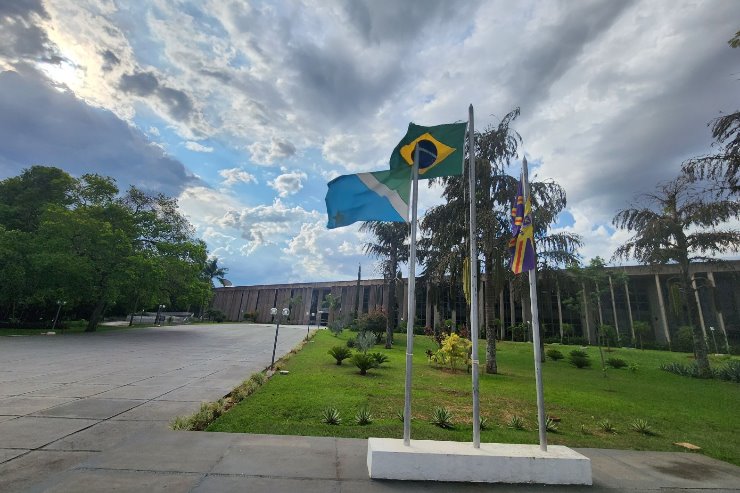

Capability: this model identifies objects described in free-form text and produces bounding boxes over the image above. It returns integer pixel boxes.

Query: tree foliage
[0,166,214,331]
[612,172,740,377]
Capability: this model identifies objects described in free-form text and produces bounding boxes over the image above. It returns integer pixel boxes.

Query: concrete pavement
[2,324,739,492]
[0,323,307,491]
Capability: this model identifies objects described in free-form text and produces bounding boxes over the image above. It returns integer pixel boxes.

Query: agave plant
[598,419,616,434]
[430,407,454,429]
[545,417,559,433]
[630,418,655,436]
[507,415,526,430]
[355,407,373,425]
[321,407,341,425]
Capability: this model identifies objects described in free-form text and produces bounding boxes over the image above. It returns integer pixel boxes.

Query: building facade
[212,261,739,348]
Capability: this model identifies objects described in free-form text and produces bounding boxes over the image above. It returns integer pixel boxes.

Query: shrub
[430,407,454,429]
[598,419,616,434]
[356,310,388,341]
[479,416,489,430]
[328,320,344,337]
[346,337,356,349]
[508,415,526,430]
[351,353,378,375]
[717,360,740,383]
[606,357,628,369]
[546,349,564,361]
[545,417,559,433]
[369,352,389,366]
[243,311,258,322]
[171,401,226,431]
[569,350,592,369]
[660,361,702,378]
[628,362,640,373]
[355,331,376,353]
[675,326,695,353]
[431,333,472,371]
[321,407,341,425]
[630,418,655,435]
[328,346,352,365]
[355,407,373,425]
[206,309,226,323]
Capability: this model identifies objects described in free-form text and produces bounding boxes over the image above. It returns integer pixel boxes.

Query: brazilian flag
[389,122,467,179]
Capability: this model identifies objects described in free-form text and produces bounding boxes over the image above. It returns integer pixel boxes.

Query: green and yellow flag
[389,122,467,179]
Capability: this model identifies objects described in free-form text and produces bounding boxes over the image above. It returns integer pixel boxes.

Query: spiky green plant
[351,352,378,375]
[599,419,616,434]
[355,407,373,425]
[545,417,559,433]
[321,407,341,425]
[508,415,525,430]
[430,407,454,429]
[328,346,352,365]
[369,352,389,366]
[630,418,655,435]
[479,416,489,430]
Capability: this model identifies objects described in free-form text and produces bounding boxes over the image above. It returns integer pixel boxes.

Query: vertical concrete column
[581,283,591,345]
[654,274,671,346]
[499,289,505,339]
[425,282,432,329]
[706,271,729,353]
[624,281,635,344]
[508,280,516,331]
[556,279,564,343]
[691,274,707,340]
[608,276,621,345]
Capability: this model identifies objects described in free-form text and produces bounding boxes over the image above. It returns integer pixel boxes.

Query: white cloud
[185,141,214,153]
[218,167,257,186]
[269,171,307,197]
[248,137,296,165]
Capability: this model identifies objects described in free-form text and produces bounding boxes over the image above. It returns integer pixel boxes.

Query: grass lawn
[207,330,740,466]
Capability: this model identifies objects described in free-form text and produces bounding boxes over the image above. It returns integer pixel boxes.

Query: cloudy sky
[1,0,738,285]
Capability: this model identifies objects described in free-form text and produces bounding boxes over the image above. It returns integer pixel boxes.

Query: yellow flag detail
[399,132,456,175]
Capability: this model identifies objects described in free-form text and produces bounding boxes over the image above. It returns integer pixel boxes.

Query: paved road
[0,323,308,491]
[2,324,739,492]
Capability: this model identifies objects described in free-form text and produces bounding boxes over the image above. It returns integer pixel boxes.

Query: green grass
[207,330,740,466]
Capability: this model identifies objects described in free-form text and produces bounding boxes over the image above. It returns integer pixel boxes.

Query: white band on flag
[358,173,409,221]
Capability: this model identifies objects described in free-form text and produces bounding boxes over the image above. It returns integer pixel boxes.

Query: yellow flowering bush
[432,333,472,372]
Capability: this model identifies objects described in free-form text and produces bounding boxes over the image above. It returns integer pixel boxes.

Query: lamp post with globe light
[710,326,718,354]
[156,304,166,326]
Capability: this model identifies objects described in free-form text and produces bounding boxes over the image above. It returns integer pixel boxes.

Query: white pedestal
[367,438,592,485]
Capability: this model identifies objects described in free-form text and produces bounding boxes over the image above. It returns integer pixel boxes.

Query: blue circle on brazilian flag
[415,139,438,169]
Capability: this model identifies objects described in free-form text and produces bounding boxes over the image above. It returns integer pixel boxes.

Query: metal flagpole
[403,143,420,446]
[467,104,481,448]
[521,155,547,451]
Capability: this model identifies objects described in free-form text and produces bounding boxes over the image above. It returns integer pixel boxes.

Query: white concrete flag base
[367,438,592,485]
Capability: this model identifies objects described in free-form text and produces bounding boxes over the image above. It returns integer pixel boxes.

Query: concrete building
[212,260,739,349]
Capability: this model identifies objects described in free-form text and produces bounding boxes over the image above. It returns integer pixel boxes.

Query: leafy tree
[682,33,739,194]
[360,222,409,349]
[612,173,740,377]
[322,293,341,323]
[422,109,580,372]
[203,257,229,287]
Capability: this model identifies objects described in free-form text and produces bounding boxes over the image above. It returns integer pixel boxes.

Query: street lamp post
[52,300,66,332]
[710,326,718,354]
[270,307,289,370]
[155,304,166,326]
[305,311,310,340]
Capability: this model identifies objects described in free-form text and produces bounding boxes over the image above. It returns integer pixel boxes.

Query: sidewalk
[9,430,740,492]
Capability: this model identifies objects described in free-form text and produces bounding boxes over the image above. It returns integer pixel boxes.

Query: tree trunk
[86,299,106,332]
[484,253,497,374]
[680,262,711,377]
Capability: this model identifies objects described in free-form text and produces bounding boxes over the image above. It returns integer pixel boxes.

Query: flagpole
[467,104,481,448]
[521,155,547,451]
[402,143,420,446]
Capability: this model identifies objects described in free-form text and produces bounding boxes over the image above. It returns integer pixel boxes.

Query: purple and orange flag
[509,180,535,274]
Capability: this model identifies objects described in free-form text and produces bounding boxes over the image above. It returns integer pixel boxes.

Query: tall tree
[422,109,581,373]
[360,221,409,349]
[682,32,739,194]
[612,173,740,377]
[203,257,229,287]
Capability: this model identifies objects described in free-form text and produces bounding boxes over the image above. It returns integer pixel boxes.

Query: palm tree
[203,257,228,287]
[360,222,409,349]
[422,110,581,373]
[612,173,740,377]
